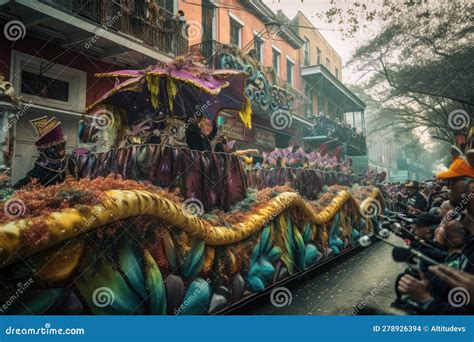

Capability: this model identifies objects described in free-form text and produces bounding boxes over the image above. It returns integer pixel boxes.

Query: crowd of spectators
[379,149,474,314]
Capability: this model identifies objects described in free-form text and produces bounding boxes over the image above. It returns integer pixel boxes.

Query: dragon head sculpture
[0,74,21,105]
[0,75,14,99]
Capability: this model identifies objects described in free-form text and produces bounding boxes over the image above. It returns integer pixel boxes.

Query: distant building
[291,11,367,161]
[367,128,434,181]
[367,129,403,180]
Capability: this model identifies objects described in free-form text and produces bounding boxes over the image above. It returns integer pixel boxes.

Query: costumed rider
[186,118,217,151]
[13,116,80,189]
[212,116,258,167]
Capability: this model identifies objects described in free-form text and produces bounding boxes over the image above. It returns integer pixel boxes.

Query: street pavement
[232,236,407,315]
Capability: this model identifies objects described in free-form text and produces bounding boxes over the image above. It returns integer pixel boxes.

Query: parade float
[247,145,359,200]
[0,56,385,315]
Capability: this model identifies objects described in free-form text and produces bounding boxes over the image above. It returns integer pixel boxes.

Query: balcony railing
[40,0,188,56]
[310,115,366,154]
[191,40,306,117]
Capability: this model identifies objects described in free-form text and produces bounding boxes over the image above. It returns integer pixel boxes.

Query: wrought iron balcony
[38,0,188,57]
[308,115,366,155]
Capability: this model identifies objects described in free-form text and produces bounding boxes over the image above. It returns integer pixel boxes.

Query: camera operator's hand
[408,206,421,215]
[397,273,433,303]
[429,265,474,306]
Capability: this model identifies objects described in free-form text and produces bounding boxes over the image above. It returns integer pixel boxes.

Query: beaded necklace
[36,153,69,173]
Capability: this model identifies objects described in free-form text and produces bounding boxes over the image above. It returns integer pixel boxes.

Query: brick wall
[178,0,203,47]
[295,11,343,80]
[211,0,302,92]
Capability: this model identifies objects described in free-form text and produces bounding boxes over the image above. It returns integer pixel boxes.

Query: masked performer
[13,116,80,189]
[186,118,217,151]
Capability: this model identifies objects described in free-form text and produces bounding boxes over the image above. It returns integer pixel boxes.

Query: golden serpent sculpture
[0,188,382,268]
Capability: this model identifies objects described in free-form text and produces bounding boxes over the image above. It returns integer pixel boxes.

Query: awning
[28,103,84,117]
[292,114,314,129]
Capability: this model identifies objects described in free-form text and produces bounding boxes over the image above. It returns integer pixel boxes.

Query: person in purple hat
[13,116,80,189]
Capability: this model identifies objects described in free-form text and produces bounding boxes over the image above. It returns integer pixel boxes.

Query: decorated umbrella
[86,54,252,129]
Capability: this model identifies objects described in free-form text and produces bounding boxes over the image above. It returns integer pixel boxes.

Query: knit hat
[436,157,474,179]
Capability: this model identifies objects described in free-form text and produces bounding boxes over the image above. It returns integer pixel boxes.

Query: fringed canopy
[87,55,252,128]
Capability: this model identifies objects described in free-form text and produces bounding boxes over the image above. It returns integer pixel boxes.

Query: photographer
[397,183,409,204]
[437,155,474,275]
[406,181,428,214]
[396,156,474,314]
[397,219,469,307]
[391,213,444,309]
[410,212,440,243]
[437,200,453,218]
[429,265,474,306]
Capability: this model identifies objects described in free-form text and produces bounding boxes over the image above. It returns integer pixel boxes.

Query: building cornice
[242,0,304,48]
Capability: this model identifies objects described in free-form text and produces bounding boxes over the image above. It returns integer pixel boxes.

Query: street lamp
[264,20,281,36]
[242,20,282,53]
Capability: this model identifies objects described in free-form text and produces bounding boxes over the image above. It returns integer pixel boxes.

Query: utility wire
[182,0,336,31]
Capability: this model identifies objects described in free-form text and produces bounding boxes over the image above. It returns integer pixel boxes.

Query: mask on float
[41,142,66,161]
